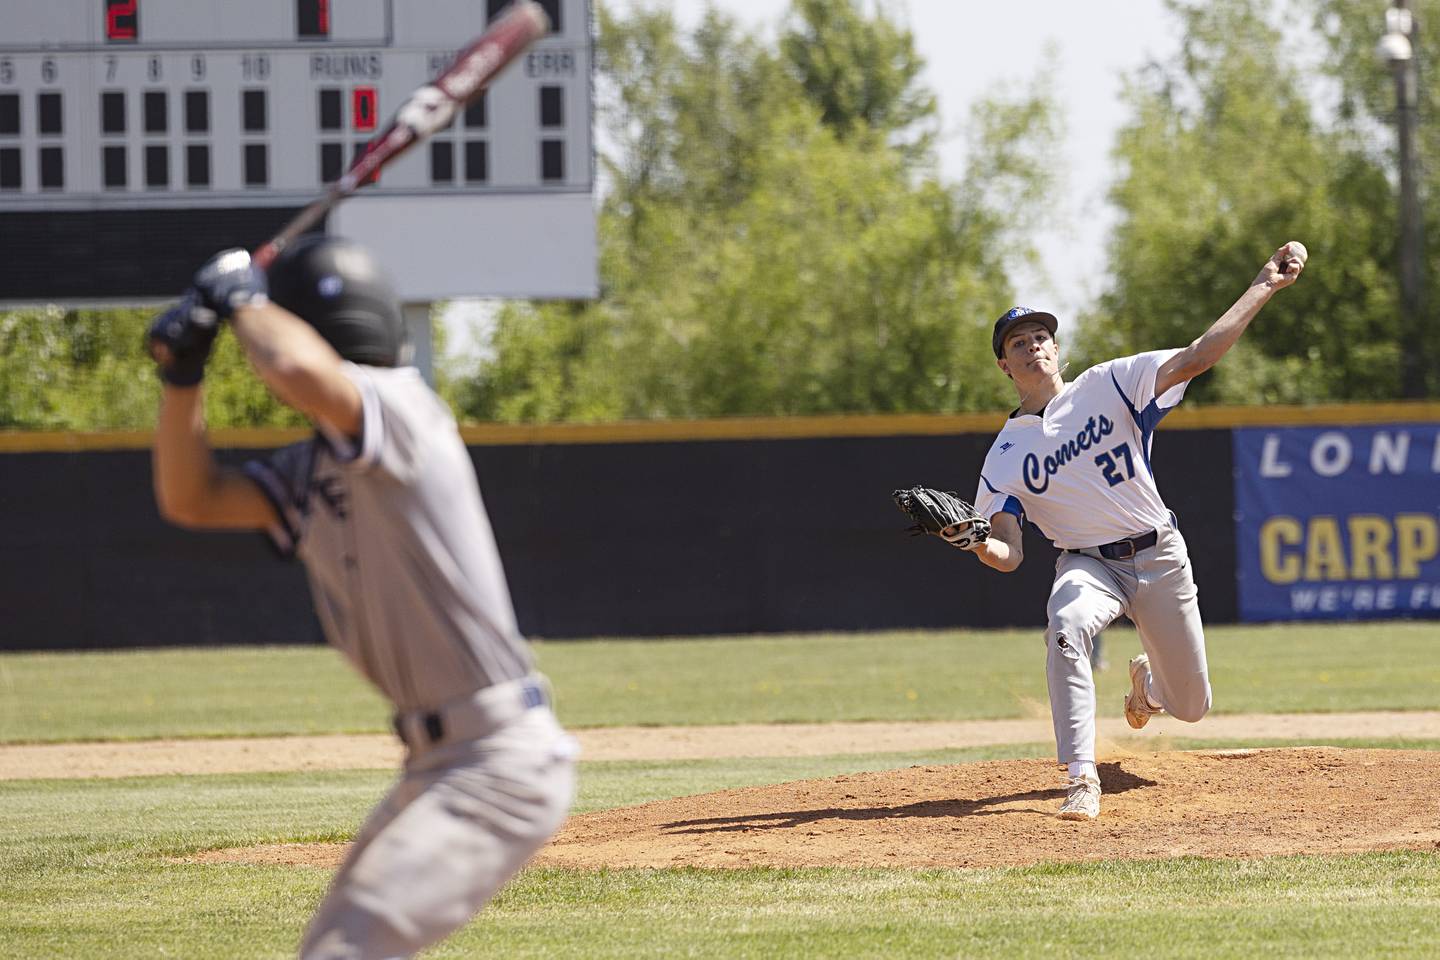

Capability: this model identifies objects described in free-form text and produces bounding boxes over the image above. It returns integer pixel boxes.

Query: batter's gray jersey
[244,364,532,710]
[240,364,575,958]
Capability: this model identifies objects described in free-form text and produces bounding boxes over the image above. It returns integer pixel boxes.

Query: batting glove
[145,292,221,387]
[191,248,268,320]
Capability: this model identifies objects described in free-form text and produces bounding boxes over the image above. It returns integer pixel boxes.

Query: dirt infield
[187,747,1440,870]
[5,710,1438,780]
[11,713,1440,873]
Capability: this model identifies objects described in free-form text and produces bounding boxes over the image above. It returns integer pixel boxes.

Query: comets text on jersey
[1023,415,1116,494]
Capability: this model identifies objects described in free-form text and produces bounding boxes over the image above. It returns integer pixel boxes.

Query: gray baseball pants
[1045,521,1211,764]
[299,705,576,960]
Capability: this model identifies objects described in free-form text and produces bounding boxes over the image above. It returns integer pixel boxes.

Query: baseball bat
[252,1,550,269]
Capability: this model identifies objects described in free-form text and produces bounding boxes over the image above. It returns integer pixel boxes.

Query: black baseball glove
[144,249,269,387]
[145,291,221,386]
[892,486,991,550]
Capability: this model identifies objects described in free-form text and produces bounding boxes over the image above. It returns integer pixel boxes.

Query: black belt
[1067,528,1159,561]
[393,679,549,748]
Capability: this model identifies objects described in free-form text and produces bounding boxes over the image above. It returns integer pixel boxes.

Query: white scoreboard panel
[0,0,597,302]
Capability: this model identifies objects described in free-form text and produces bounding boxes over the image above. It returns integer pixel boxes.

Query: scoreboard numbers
[104,1,343,44]
[0,1,596,302]
[106,1,139,43]
[298,0,331,39]
[352,87,377,132]
[0,3,590,198]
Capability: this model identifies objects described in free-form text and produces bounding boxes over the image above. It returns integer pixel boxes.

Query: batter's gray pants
[298,707,576,960]
[1045,522,1211,764]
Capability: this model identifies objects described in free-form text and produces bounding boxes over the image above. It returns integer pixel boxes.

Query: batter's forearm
[229,304,330,401]
[153,386,222,524]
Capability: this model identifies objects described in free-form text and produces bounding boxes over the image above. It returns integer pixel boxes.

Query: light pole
[1379,2,1427,398]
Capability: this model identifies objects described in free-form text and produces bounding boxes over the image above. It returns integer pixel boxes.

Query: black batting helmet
[265,234,406,367]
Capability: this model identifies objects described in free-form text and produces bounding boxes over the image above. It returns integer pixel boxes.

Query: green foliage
[16,0,1428,427]
[779,0,938,161]
[1311,0,1440,165]
[0,305,153,430]
[455,1,1058,422]
[1080,0,1410,402]
[0,305,302,431]
[1310,0,1440,397]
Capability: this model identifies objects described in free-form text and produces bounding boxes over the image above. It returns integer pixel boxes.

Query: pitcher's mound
[187,748,1440,871]
[534,747,1440,869]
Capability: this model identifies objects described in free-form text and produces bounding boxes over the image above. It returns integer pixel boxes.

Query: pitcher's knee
[1168,685,1212,723]
[1046,612,1095,659]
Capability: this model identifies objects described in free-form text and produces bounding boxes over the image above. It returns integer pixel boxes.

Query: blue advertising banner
[1233,424,1440,621]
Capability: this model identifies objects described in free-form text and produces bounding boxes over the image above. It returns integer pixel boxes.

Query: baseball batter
[965,242,1308,820]
[147,237,576,959]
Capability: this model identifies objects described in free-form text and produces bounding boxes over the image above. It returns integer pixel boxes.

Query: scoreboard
[0,0,597,303]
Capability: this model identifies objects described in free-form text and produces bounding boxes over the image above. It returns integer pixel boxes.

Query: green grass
[2,622,1438,742]
[0,646,390,742]
[3,750,1439,959]
[545,621,1440,723]
[9,854,1440,959]
[4,624,1440,957]
[460,857,1440,960]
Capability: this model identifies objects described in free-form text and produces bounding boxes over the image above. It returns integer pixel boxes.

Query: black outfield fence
[481,427,1237,638]
[0,413,1245,651]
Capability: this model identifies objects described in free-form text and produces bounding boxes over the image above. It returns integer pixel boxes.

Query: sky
[446,0,1184,359]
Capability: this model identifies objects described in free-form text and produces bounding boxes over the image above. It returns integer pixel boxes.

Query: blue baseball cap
[992,306,1059,358]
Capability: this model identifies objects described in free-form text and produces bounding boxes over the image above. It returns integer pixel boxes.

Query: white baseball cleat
[1124,653,1163,729]
[1057,774,1101,820]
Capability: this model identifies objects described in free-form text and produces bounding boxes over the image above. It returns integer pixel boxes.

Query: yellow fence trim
[0,428,309,453]
[1162,402,1440,428]
[4,402,1440,452]
[457,413,1010,445]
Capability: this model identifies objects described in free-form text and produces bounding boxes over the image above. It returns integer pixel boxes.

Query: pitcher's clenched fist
[1264,240,1308,286]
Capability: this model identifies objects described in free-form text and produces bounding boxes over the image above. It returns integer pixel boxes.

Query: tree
[453,1,1060,422]
[1311,0,1440,165]
[0,306,301,430]
[1311,0,1440,397]
[779,0,938,162]
[1079,0,1402,403]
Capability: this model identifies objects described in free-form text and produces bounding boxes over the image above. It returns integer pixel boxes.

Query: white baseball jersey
[974,350,1189,549]
[243,363,533,711]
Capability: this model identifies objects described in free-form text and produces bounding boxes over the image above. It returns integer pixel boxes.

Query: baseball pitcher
[147,237,577,958]
[900,241,1307,820]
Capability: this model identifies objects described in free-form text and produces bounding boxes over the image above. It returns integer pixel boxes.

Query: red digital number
[106,0,139,42]
[298,0,331,39]
[352,87,377,132]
